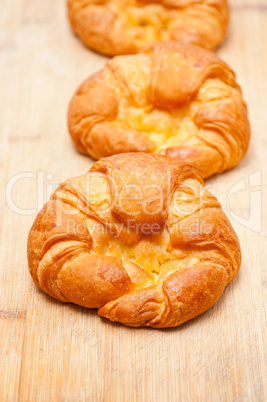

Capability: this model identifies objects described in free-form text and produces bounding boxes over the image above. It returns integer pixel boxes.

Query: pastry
[68,42,250,178]
[27,153,241,328]
[67,0,230,55]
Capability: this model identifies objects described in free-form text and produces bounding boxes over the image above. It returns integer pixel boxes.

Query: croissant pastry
[68,42,250,179]
[27,153,241,328]
[67,0,230,55]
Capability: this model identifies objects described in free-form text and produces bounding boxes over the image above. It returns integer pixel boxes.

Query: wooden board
[0,0,266,400]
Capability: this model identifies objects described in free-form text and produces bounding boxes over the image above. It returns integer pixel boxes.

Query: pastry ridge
[67,0,230,55]
[28,153,241,328]
[68,42,250,178]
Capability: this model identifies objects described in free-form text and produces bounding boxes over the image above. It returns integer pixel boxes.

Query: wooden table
[0,0,266,400]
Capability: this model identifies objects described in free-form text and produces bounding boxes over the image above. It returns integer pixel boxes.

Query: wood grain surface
[0,0,266,400]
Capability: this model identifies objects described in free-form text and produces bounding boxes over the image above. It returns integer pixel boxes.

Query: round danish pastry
[27,153,241,328]
[68,42,250,179]
[67,0,230,55]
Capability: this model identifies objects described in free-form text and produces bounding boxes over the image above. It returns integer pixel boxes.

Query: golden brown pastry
[68,42,250,179]
[67,0,230,55]
[27,153,241,328]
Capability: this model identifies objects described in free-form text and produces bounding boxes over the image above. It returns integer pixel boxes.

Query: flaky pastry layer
[28,153,241,328]
[68,42,250,178]
[67,0,230,55]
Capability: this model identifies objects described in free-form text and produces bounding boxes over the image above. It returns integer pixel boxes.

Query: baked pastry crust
[68,42,250,179]
[67,0,230,55]
[27,153,241,328]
